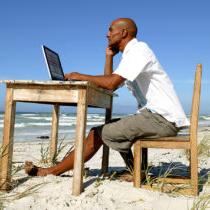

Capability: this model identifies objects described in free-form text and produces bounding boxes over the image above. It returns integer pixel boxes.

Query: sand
[1,128,210,210]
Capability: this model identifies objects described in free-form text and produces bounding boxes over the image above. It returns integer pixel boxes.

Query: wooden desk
[0,80,113,195]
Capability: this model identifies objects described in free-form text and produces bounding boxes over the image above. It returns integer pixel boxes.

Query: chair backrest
[189,64,202,144]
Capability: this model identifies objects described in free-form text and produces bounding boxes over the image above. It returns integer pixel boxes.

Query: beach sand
[1,128,210,210]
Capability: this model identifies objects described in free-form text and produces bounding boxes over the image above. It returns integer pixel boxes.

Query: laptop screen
[42,45,65,80]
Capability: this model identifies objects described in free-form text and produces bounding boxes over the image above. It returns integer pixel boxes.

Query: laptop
[42,45,65,81]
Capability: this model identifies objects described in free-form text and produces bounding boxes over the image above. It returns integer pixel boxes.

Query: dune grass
[190,192,210,210]
[0,138,68,209]
[184,135,210,163]
[39,137,68,165]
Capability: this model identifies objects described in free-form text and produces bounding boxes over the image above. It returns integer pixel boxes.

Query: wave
[0,121,104,128]
[15,123,26,128]
[19,113,37,116]
[200,116,210,121]
[0,123,26,128]
[21,115,104,121]
[24,116,52,121]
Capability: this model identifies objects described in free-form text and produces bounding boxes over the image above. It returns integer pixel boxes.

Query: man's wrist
[106,54,114,59]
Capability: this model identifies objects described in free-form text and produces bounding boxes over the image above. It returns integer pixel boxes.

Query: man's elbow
[105,75,124,91]
[106,82,118,91]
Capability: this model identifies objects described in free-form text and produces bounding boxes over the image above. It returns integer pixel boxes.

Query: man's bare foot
[24,161,39,176]
[24,161,52,176]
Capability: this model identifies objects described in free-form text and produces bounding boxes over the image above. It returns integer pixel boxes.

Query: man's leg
[119,149,134,172]
[25,128,103,176]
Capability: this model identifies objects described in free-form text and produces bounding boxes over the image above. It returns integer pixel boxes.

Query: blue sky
[0,0,209,114]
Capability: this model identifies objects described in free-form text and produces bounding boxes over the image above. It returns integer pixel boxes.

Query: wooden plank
[72,89,87,196]
[189,64,202,196]
[141,184,195,196]
[140,135,189,141]
[134,141,141,187]
[156,177,191,184]
[3,80,89,86]
[101,103,112,174]
[141,141,190,149]
[0,88,16,190]
[13,88,79,103]
[101,145,109,175]
[4,80,114,96]
[50,104,60,161]
[101,65,113,175]
[87,88,112,108]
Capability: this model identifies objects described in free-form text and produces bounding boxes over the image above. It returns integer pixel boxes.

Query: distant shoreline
[1,111,210,115]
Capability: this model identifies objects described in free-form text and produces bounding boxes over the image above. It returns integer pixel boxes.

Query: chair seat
[140,134,189,141]
[135,135,190,149]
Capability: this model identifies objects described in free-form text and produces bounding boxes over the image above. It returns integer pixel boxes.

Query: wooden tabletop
[1,80,115,96]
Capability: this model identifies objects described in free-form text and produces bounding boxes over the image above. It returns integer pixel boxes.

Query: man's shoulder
[129,40,154,58]
[135,40,151,50]
[125,38,149,52]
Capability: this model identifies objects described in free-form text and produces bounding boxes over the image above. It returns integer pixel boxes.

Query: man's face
[107,22,123,49]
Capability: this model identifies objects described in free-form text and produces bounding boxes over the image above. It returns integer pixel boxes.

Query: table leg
[72,89,87,196]
[50,104,60,162]
[0,88,16,190]
[101,98,113,175]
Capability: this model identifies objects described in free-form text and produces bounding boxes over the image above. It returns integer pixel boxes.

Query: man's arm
[64,72,125,91]
[65,47,124,91]
[104,47,114,75]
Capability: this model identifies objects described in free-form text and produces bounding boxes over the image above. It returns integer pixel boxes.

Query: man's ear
[122,29,128,38]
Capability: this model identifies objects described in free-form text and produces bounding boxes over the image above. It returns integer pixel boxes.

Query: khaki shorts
[95,109,179,153]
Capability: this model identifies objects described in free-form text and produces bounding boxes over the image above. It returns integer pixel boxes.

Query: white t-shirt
[113,38,189,128]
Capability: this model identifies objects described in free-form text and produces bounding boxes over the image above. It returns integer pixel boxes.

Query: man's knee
[89,127,103,149]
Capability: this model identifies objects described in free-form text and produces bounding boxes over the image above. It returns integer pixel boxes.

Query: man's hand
[106,47,119,57]
[64,72,82,81]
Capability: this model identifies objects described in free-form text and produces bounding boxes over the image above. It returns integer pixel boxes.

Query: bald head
[112,18,138,37]
[107,18,138,52]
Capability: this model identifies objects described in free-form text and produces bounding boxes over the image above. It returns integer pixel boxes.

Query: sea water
[0,112,209,142]
[0,112,124,141]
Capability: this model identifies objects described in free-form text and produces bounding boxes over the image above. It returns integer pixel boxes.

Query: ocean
[0,112,124,141]
[0,112,209,141]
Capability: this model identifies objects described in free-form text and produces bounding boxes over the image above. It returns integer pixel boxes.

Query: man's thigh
[96,109,177,152]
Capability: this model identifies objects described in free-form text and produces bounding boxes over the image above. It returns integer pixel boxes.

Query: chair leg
[191,147,198,196]
[134,141,141,188]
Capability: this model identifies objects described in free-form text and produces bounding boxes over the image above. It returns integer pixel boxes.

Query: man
[25,18,189,176]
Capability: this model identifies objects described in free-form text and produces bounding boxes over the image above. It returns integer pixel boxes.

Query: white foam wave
[61,116,76,119]
[15,123,26,128]
[25,116,52,121]
[0,121,104,129]
[87,122,103,125]
[201,116,210,121]
[31,122,53,126]
[59,118,77,123]
[87,116,105,120]
[0,123,26,128]
[19,113,37,116]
